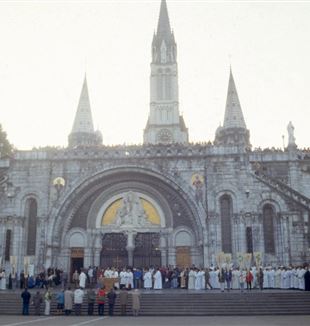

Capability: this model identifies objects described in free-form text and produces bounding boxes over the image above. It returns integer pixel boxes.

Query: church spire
[223,68,246,129]
[144,0,188,145]
[68,75,102,148]
[157,0,172,39]
[214,68,250,148]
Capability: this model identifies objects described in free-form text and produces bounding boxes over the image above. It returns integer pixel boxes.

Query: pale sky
[0,0,310,150]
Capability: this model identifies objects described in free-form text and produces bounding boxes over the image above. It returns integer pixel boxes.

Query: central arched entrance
[54,167,204,270]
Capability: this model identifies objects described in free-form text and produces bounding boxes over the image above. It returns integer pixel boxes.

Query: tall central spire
[157,0,172,39]
[144,0,188,145]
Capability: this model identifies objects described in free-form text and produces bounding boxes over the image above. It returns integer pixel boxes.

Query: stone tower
[143,0,188,144]
[215,68,250,147]
[68,75,102,147]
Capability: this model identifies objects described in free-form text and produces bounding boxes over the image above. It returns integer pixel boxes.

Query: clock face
[157,129,173,144]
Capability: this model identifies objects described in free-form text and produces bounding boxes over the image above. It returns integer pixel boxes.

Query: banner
[254,252,262,267]
[243,253,252,270]
[237,252,244,269]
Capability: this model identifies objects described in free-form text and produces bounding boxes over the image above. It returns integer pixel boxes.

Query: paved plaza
[1,316,310,326]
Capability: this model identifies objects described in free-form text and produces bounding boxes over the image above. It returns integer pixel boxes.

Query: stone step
[1,290,310,316]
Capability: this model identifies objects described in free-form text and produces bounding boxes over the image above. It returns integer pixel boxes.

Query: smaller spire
[223,68,246,129]
[71,75,94,134]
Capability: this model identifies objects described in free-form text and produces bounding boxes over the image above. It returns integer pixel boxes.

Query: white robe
[143,271,152,289]
[188,270,196,290]
[153,270,162,290]
[120,271,127,286]
[79,272,87,288]
[263,270,268,288]
[275,269,281,289]
[127,271,134,288]
[232,270,239,289]
[298,268,305,290]
[0,272,6,290]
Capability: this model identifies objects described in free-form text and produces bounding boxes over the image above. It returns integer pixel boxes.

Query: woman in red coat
[246,269,253,291]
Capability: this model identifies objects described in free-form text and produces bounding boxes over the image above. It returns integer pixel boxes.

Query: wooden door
[176,246,191,268]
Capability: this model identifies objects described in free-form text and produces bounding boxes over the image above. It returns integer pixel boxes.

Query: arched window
[26,198,37,255]
[263,204,275,254]
[220,195,232,253]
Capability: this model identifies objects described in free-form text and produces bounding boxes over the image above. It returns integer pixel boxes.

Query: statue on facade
[287,121,296,146]
[115,191,150,227]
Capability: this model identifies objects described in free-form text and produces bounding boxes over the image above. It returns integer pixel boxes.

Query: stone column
[94,234,102,267]
[84,248,92,268]
[160,234,167,266]
[167,247,176,266]
[125,231,136,267]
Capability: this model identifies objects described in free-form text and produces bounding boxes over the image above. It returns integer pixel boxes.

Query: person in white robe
[269,268,275,288]
[195,269,203,290]
[251,266,257,289]
[293,268,299,289]
[275,268,281,289]
[285,269,291,289]
[188,268,196,290]
[111,268,119,289]
[201,269,205,290]
[120,269,127,289]
[280,268,286,289]
[127,269,134,289]
[0,269,6,290]
[232,269,239,289]
[298,267,305,290]
[104,268,112,278]
[79,270,87,289]
[263,268,268,288]
[153,269,162,290]
[143,269,152,289]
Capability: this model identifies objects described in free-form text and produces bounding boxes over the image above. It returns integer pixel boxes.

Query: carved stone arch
[63,227,87,248]
[173,226,196,247]
[257,192,288,213]
[49,166,203,250]
[20,192,41,217]
[215,189,237,214]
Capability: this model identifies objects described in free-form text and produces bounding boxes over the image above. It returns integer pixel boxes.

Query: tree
[0,124,14,157]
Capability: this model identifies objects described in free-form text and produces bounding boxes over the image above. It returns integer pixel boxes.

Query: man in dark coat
[119,287,128,315]
[33,291,43,315]
[21,288,31,315]
[304,267,310,291]
[107,288,117,316]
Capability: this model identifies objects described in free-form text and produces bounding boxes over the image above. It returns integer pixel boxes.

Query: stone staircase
[1,290,310,316]
[253,172,310,211]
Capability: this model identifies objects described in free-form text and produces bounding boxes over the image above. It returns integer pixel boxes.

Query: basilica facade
[1,0,310,275]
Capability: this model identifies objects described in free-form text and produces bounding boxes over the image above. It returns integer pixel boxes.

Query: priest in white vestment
[188,268,195,290]
[153,269,162,290]
[79,270,87,289]
[143,269,152,289]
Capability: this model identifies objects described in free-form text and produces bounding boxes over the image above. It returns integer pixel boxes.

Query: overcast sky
[0,0,310,150]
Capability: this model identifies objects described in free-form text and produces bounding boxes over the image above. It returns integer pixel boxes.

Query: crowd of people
[2,263,310,316]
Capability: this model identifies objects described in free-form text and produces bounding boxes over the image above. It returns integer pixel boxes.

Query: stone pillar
[125,231,136,267]
[84,248,92,268]
[167,247,176,266]
[94,234,102,267]
[160,234,167,267]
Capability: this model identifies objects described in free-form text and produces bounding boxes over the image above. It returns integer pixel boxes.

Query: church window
[26,198,38,256]
[220,195,233,253]
[263,204,276,254]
